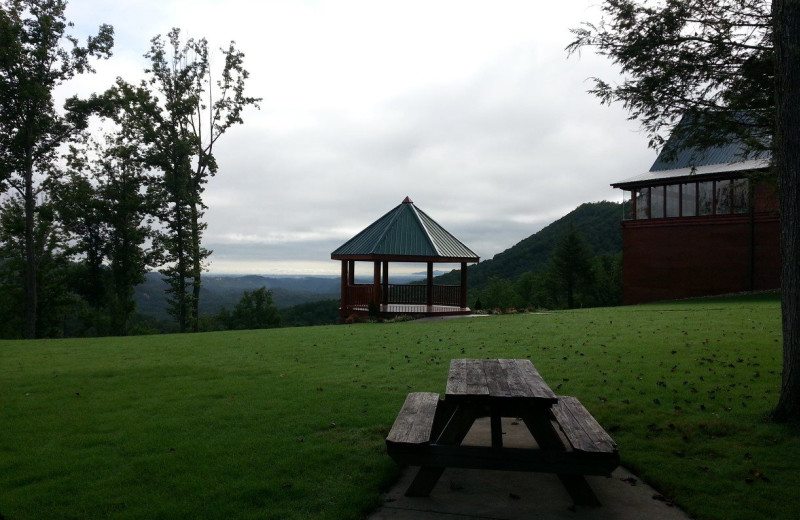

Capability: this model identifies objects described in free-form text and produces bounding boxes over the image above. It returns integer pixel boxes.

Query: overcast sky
[60,0,657,276]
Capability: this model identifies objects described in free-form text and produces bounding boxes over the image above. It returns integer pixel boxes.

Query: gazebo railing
[345,284,376,308]
[344,283,462,308]
[387,284,426,304]
[430,285,461,306]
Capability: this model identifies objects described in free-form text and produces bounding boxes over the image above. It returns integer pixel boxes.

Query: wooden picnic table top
[445,358,558,404]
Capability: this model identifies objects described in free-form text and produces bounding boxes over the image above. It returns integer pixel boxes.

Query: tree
[568,0,773,151]
[591,254,623,307]
[549,224,595,309]
[0,196,74,338]
[112,28,259,333]
[569,0,800,420]
[228,287,281,330]
[100,142,158,336]
[771,0,800,421]
[54,135,158,336]
[0,0,113,338]
[51,164,109,312]
[480,277,518,310]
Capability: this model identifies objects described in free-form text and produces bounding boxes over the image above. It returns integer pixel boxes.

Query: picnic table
[385,359,619,506]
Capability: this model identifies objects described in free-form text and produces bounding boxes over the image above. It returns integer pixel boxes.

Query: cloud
[55,0,657,275]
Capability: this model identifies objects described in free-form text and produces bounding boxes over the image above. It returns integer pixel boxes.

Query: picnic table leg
[490,410,503,448]
[554,475,602,507]
[404,467,446,497]
[521,409,602,507]
[404,404,478,497]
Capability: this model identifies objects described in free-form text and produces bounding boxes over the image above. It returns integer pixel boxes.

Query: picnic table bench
[385,359,619,506]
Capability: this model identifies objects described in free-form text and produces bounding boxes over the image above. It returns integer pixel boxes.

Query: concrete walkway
[370,418,691,520]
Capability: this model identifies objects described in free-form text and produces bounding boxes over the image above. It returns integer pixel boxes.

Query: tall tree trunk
[23,147,37,339]
[773,0,800,421]
[190,200,202,333]
[175,216,187,333]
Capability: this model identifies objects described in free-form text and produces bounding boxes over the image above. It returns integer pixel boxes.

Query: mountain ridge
[435,201,624,289]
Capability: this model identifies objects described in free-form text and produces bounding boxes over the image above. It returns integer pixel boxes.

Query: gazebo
[331,197,480,318]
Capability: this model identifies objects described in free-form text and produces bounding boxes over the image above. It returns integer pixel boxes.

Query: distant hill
[134,273,341,319]
[436,201,624,290]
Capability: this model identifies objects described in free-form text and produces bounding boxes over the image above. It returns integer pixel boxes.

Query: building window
[715,179,732,214]
[635,188,649,219]
[651,186,665,218]
[666,184,680,217]
[732,178,749,214]
[626,177,750,220]
[681,183,697,216]
[698,181,714,216]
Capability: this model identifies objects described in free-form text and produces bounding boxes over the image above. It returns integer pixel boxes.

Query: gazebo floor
[341,304,471,318]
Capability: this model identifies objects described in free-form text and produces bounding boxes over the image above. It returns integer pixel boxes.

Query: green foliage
[0,295,796,520]
[0,197,76,338]
[48,127,158,336]
[50,170,109,309]
[108,28,260,333]
[226,287,281,330]
[567,0,773,151]
[549,223,595,309]
[479,277,519,310]
[280,300,340,327]
[472,225,623,312]
[0,0,114,338]
[592,253,623,307]
[437,201,624,291]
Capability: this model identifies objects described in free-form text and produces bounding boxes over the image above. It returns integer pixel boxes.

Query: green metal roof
[331,197,479,262]
[612,113,771,188]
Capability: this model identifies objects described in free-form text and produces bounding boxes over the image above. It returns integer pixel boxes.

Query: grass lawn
[1,293,798,519]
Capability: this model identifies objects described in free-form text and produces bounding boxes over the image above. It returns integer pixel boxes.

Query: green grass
[1,293,798,520]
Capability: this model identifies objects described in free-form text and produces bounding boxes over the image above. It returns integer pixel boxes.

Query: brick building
[612,131,779,304]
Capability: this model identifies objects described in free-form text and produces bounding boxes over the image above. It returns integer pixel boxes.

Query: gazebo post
[382,261,389,305]
[426,262,434,306]
[348,260,355,285]
[340,260,348,314]
[373,261,382,310]
[460,262,468,309]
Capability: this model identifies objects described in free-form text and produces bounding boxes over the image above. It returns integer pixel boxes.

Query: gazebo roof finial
[402,196,413,204]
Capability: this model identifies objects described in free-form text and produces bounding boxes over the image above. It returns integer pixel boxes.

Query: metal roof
[612,116,771,189]
[331,197,479,262]
[650,139,769,172]
[613,158,770,187]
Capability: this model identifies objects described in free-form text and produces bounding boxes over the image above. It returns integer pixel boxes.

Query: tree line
[472,224,621,312]
[0,0,260,338]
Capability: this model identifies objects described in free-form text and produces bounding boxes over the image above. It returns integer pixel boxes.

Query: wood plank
[448,359,557,403]
[446,359,467,396]
[386,392,440,445]
[483,359,511,397]
[497,358,535,398]
[506,359,557,401]
[393,444,619,476]
[551,396,617,454]
[464,359,489,396]
[560,397,614,453]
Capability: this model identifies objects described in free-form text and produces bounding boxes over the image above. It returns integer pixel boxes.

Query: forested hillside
[134,274,340,317]
[436,201,624,290]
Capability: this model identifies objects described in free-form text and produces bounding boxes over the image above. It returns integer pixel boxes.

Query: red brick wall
[621,212,780,304]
